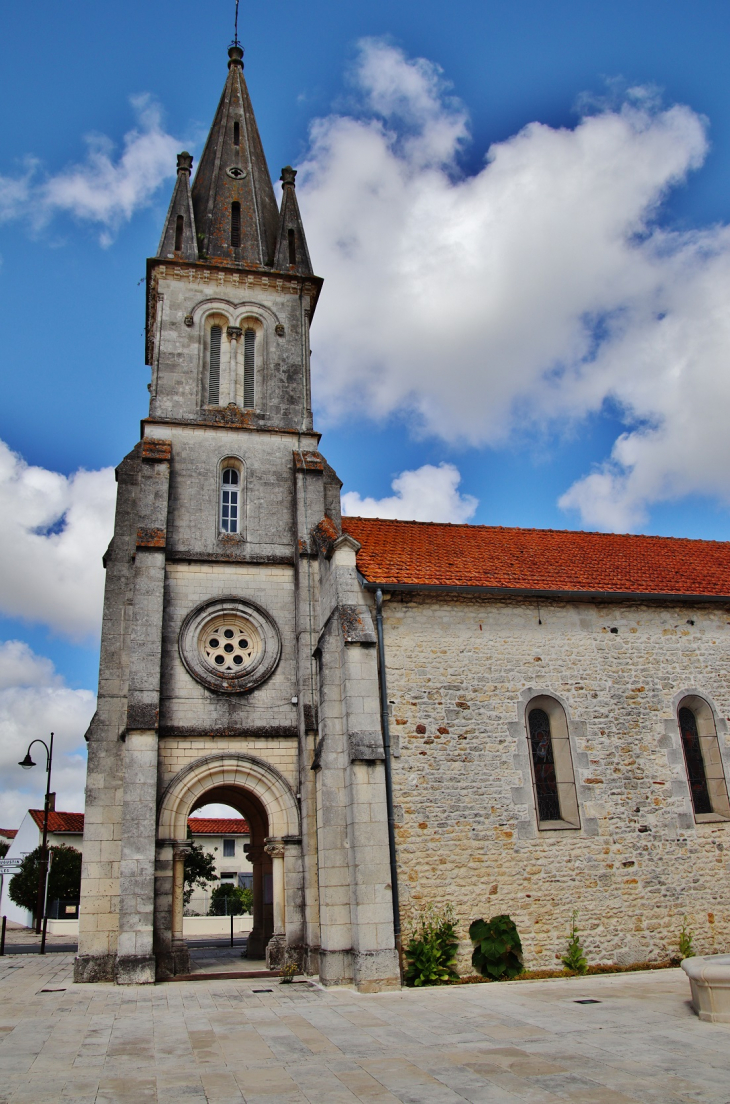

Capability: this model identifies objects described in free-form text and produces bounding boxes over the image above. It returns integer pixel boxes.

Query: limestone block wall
[159,562,298,734]
[158,737,299,798]
[381,593,730,973]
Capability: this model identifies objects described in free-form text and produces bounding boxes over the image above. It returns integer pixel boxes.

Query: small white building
[0,810,252,929]
[0,809,84,927]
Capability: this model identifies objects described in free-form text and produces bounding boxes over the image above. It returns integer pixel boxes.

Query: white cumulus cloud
[0,440,116,641]
[0,642,94,826]
[0,95,180,245]
[300,39,730,530]
[342,462,477,522]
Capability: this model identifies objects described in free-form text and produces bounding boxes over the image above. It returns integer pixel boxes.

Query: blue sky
[2,0,730,820]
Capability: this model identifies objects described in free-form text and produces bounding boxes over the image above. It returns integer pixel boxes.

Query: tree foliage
[8,844,82,917]
[0,841,8,859]
[469,914,524,980]
[183,838,217,906]
[208,883,253,916]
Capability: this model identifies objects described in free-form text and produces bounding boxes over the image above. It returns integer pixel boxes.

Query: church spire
[156,152,198,261]
[191,45,280,267]
[273,166,313,276]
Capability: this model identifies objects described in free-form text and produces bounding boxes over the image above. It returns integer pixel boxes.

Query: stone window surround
[178,595,282,694]
[675,692,730,823]
[189,298,284,413]
[510,688,588,839]
[217,455,246,542]
[524,692,580,831]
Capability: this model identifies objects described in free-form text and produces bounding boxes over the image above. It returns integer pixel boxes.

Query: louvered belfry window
[243,328,255,408]
[208,325,222,404]
[231,202,241,247]
[679,706,712,815]
[221,468,239,533]
[528,708,561,821]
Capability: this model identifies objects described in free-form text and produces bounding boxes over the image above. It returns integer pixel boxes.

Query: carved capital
[173,841,192,862]
[227,325,243,340]
[264,839,285,859]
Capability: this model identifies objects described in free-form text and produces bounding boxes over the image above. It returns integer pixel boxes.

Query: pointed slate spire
[191,46,279,267]
[273,166,313,276]
[157,152,198,261]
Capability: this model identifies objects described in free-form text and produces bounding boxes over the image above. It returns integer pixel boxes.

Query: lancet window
[208,325,222,405]
[525,696,579,829]
[678,698,730,820]
[243,328,255,407]
[220,468,240,534]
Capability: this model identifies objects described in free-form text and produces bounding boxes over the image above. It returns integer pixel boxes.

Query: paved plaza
[0,955,728,1103]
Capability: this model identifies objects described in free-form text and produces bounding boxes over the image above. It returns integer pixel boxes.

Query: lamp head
[18,752,35,770]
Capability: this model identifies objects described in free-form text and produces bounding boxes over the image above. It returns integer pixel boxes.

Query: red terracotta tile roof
[187,818,250,835]
[29,810,84,834]
[342,517,730,598]
[0,829,17,839]
[26,813,251,836]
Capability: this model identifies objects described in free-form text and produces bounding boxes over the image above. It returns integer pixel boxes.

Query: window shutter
[243,329,255,408]
[208,326,222,404]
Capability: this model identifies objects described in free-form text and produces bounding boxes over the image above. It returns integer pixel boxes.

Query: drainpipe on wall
[375,588,402,975]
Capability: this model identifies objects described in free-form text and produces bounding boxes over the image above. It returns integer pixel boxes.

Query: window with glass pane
[223,839,235,857]
[528,707,561,821]
[221,468,239,533]
[679,706,712,815]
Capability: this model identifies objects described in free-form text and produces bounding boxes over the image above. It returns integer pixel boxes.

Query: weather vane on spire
[232,0,241,48]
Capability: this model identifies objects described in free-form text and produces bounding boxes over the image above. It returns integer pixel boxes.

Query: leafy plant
[183,837,218,906]
[561,910,588,975]
[280,961,298,984]
[208,883,253,916]
[404,904,459,987]
[469,914,524,980]
[678,919,694,960]
[8,844,81,919]
[0,841,9,859]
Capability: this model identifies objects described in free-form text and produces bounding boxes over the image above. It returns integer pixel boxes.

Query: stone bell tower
[75,43,400,991]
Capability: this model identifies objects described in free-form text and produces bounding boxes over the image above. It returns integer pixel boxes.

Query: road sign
[0,859,21,872]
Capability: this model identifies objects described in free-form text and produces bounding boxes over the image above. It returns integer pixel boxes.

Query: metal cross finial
[233,0,240,47]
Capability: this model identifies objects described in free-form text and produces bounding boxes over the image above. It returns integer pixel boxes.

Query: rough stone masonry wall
[382,593,730,974]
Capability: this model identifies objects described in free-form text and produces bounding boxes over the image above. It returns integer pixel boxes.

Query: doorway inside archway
[183,785,274,975]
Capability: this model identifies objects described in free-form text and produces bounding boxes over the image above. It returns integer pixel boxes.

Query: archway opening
[187,785,273,960]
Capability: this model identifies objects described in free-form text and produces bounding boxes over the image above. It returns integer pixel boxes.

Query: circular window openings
[201,615,259,673]
[179,597,281,694]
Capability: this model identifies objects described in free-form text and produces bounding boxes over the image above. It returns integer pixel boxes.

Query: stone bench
[681,955,730,1023]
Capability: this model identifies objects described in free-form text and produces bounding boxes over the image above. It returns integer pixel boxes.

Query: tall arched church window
[243,328,255,408]
[678,698,730,820]
[208,325,222,405]
[220,468,239,533]
[528,709,560,821]
[525,697,579,829]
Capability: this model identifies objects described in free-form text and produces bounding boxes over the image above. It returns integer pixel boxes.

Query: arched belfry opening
[155,754,302,979]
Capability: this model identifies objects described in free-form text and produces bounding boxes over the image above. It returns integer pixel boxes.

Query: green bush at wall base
[404,904,459,987]
[469,914,524,980]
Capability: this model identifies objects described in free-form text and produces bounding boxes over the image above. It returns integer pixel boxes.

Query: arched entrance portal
[155,753,302,978]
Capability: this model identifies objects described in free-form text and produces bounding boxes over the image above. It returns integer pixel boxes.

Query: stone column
[265,839,286,969]
[227,325,241,406]
[170,841,192,976]
[244,843,265,959]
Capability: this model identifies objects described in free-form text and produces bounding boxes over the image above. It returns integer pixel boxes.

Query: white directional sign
[0,858,22,872]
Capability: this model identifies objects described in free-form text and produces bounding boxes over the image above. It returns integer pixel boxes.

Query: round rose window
[200,615,260,673]
[179,597,281,693]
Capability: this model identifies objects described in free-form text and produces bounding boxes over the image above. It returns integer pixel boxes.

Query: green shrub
[183,837,217,906]
[404,904,459,987]
[561,910,588,975]
[678,919,694,960]
[208,883,253,916]
[469,914,523,980]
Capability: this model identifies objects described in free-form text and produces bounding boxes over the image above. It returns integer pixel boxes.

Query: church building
[76,43,730,988]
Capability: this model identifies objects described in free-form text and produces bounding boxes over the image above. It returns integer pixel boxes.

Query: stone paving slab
[0,958,728,1103]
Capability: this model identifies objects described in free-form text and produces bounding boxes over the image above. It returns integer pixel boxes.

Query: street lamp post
[19,732,54,954]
